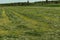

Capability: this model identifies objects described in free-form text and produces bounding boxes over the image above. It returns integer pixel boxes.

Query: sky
[0,0,46,4]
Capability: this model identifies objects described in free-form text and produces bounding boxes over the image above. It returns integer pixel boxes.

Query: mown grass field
[0,6,60,40]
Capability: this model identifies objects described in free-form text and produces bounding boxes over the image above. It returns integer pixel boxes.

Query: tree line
[0,0,60,6]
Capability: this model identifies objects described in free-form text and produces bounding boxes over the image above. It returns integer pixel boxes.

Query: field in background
[0,6,60,40]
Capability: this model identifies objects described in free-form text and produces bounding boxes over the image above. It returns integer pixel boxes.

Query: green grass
[0,6,60,40]
[44,4,60,7]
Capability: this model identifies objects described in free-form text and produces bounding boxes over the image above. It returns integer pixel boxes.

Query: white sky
[0,0,45,3]
[0,0,58,4]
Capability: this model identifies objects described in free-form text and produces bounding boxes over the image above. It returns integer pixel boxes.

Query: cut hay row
[0,6,60,40]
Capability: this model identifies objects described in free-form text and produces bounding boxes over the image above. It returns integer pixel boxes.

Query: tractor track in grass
[0,7,60,40]
[6,7,53,23]
[7,7,60,22]
[1,7,58,32]
[7,7,60,25]
[6,8,41,24]
[5,8,51,32]
[3,8,39,31]
[6,8,40,28]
